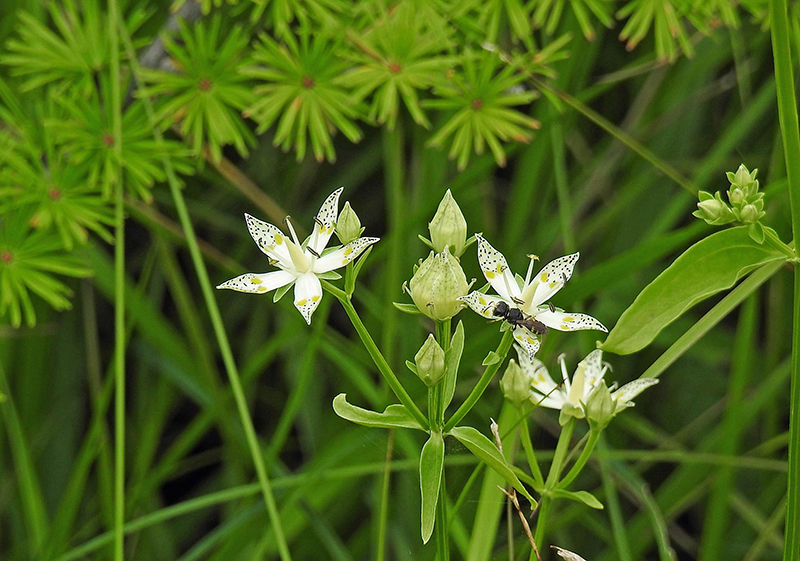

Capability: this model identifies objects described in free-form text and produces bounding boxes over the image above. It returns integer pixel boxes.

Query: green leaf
[332,394,425,431]
[550,489,604,510]
[601,227,786,355]
[419,431,445,544]
[442,320,464,411]
[272,282,293,303]
[482,351,501,366]
[393,302,422,315]
[449,426,536,506]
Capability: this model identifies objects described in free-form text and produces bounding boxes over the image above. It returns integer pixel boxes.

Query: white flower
[517,347,659,417]
[458,235,607,359]
[216,188,379,324]
[551,546,588,561]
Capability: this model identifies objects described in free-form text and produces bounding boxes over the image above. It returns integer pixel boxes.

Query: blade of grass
[769,3,800,559]
[117,22,292,561]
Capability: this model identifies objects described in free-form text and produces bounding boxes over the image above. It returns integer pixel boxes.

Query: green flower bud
[693,191,735,225]
[499,359,532,407]
[408,250,469,321]
[728,187,745,206]
[336,201,363,244]
[585,380,615,431]
[414,334,446,386]
[738,203,761,224]
[429,190,468,257]
[728,164,758,190]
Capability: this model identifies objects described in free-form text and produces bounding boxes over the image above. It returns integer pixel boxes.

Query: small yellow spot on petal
[563,316,574,322]
[251,278,263,284]
[561,324,569,330]
[538,373,545,382]
[549,281,558,288]
[486,271,496,279]
[527,337,535,344]
[478,296,487,305]
[318,223,326,233]
[298,299,307,306]
[267,244,275,250]
[496,264,503,273]
[311,295,319,302]
[274,234,283,245]
[344,247,353,255]
[257,286,267,292]
[341,259,348,265]
[540,272,549,282]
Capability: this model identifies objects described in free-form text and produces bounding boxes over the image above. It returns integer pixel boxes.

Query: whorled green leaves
[601,226,787,355]
[419,430,445,543]
[332,393,426,431]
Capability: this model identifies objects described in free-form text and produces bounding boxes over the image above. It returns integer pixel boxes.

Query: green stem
[435,475,450,561]
[763,225,797,260]
[443,330,514,432]
[768,3,800,557]
[375,430,394,561]
[108,0,125,557]
[322,280,429,429]
[557,430,600,489]
[518,414,544,488]
[533,419,575,549]
[116,24,292,561]
[382,124,404,367]
[435,320,452,427]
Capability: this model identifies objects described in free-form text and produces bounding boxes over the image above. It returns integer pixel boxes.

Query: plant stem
[443,330,514,432]
[322,280,429,429]
[382,124,404,367]
[769,2,800,558]
[434,320,451,560]
[533,418,575,550]
[557,430,600,489]
[375,430,394,561]
[116,24,292,561]
[435,320,452,426]
[108,0,125,557]
[518,414,544,488]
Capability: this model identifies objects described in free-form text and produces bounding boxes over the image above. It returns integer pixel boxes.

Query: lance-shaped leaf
[419,431,445,543]
[550,488,603,510]
[441,320,465,411]
[601,227,786,355]
[449,426,536,506]
[332,394,425,431]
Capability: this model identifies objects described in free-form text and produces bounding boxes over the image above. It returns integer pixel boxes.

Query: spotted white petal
[313,236,379,273]
[512,327,541,360]
[578,349,605,391]
[216,271,296,294]
[458,291,508,319]
[308,187,343,255]
[476,235,521,301]
[551,547,587,561]
[516,344,562,405]
[293,272,323,324]
[529,252,579,308]
[535,309,607,332]
[244,213,292,265]
[611,377,659,407]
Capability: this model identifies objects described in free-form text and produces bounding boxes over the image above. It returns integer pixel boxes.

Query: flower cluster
[694,164,766,240]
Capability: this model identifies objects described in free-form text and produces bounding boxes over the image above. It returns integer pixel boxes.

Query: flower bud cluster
[693,164,765,226]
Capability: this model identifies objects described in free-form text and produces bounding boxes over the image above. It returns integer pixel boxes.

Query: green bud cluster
[693,164,765,226]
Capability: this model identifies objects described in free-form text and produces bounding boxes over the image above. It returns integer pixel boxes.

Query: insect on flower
[216,188,378,324]
[459,235,607,358]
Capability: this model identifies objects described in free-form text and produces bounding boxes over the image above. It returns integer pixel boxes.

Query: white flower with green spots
[519,347,659,417]
[216,188,378,324]
[458,235,607,358]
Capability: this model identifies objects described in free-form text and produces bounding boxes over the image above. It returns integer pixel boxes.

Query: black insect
[492,301,549,335]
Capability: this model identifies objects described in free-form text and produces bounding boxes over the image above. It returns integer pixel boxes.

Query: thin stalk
[557,430,600,489]
[382,125,405,367]
[116,24,292,561]
[767,3,800,556]
[108,0,125,557]
[435,320,452,426]
[598,439,633,561]
[434,320,451,561]
[533,419,575,550]
[435,476,450,561]
[375,430,394,561]
[322,280,428,428]
[443,330,514,432]
[518,414,545,488]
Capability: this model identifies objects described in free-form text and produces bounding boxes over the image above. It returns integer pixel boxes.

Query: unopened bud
[728,187,744,206]
[336,201,362,244]
[414,334,446,386]
[499,359,531,407]
[738,203,761,223]
[585,380,615,431]
[429,190,468,257]
[693,191,735,225]
[408,250,469,321]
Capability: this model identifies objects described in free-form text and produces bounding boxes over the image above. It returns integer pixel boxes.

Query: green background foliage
[0,0,797,559]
